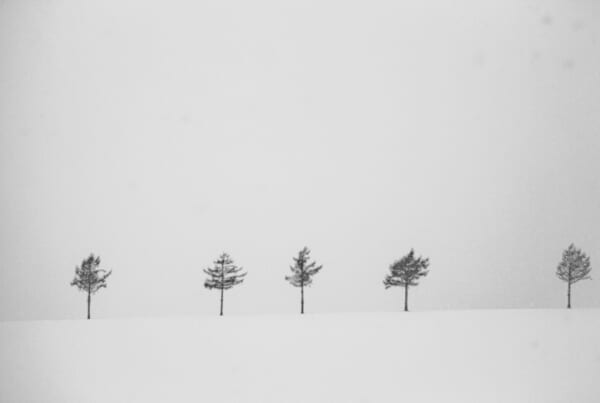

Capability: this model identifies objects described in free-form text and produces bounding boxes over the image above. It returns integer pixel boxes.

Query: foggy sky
[1,0,599,320]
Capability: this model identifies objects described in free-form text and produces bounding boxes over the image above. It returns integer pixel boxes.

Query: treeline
[70,244,593,319]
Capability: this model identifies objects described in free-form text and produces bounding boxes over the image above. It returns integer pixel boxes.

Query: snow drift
[1,309,599,402]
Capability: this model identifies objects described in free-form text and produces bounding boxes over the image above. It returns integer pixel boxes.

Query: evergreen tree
[285,247,323,314]
[70,253,112,319]
[556,243,592,309]
[204,253,246,316]
[383,249,429,312]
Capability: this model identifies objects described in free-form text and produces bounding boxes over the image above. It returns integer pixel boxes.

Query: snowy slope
[1,310,599,403]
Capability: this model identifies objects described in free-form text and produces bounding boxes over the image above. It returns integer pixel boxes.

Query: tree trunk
[301,283,304,314]
[220,287,224,316]
[87,291,91,320]
[567,281,571,309]
[404,284,408,312]
[220,263,225,316]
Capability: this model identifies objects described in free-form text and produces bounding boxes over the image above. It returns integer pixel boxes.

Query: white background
[1,0,599,320]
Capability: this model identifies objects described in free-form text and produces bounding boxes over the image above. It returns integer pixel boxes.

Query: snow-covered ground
[1,309,598,403]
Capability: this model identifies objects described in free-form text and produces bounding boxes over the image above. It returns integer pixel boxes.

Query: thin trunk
[87,291,91,320]
[404,284,408,312]
[567,269,572,309]
[220,261,225,316]
[220,286,224,316]
[301,283,304,314]
[300,262,305,315]
[219,261,225,316]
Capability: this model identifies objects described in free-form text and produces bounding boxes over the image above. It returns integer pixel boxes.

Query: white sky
[1,0,599,320]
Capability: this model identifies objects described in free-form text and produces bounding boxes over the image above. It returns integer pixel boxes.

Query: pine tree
[383,249,429,312]
[285,247,323,314]
[204,253,246,316]
[556,243,592,309]
[70,253,112,320]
